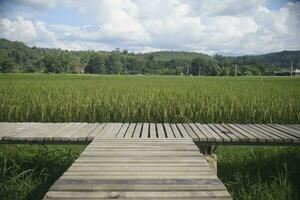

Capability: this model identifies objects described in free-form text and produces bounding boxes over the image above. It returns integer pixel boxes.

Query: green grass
[0,74,299,123]
[0,144,85,200]
[216,146,300,200]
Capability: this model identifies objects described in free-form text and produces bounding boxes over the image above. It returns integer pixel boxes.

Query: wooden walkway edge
[1,123,300,145]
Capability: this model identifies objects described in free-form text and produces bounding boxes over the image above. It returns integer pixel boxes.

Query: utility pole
[234,64,237,77]
[290,60,293,77]
[198,65,201,76]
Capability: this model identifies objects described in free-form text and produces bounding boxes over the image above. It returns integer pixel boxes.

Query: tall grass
[216,146,300,200]
[0,74,299,123]
[0,144,85,200]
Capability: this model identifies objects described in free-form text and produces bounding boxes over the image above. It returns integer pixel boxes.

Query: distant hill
[227,51,300,69]
[0,38,299,75]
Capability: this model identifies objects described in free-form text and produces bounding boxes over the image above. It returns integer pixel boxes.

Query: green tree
[0,54,15,72]
[85,54,107,74]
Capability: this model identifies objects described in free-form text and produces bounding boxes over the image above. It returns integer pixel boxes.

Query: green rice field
[0,74,299,123]
[0,74,300,200]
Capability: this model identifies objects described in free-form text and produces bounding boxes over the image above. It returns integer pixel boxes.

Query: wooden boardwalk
[1,122,300,144]
[44,139,231,199]
[1,122,300,199]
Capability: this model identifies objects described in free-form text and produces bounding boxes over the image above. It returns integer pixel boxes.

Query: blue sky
[0,0,299,55]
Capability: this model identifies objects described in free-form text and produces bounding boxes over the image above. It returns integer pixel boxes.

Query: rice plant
[0,74,299,123]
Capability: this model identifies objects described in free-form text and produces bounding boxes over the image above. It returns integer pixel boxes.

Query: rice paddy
[0,74,299,123]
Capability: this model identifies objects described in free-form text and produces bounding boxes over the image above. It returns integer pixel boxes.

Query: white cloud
[0,0,299,55]
[0,16,37,42]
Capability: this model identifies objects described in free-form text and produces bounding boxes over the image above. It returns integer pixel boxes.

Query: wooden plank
[42,123,75,141]
[267,124,300,139]
[2,123,33,140]
[57,123,89,141]
[140,123,149,138]
[254,124,297,143]
[247,124,282,143]
[75,156,206,162]
[115,123,129,138]
[10,123,45,141]
[149,123,157,138]
[51,182,227,191]
[86,123,106,140]
[53,123,87,141]
[207,124,231,142]
[188,123,208,142]
[156,123,166,138]
[182,123,200,140]
[288,125,300,131]
[80,151,202,157]
[227,124,258,142]
[200,124,223,142]
[271,124,300,138]
[194,123,216,142]
[237,124,273,142]
[70,162,209,167]
[67,166,212,172]
[26,123,61,141]
[170,123,182,138]
[163,123,174,138]
[176,123,191,138]
[219,124,249,142]
[45,191,231,198]
[123,123,135,138]
[69,123,97,141]
[232,124,263,142]
[213,124,240,142]
[132,123,142,138]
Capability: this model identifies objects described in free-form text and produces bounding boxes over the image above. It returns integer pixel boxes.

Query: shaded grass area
[0,144,85,200]
[216,146,300,200]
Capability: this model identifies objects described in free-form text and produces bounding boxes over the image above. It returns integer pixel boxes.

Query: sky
[0,0,299,55]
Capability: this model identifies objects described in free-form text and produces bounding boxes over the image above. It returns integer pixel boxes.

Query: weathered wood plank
[156,123,165,138]
[45,190,231,199]
[132,123,142,138]
[149,123,157,138]
[227,124,258,142]
[86,123,106,140]
[189,123,208,142]
[170,124,182,138]
[163,123,173,138]
[219,124,249,142]
[213,124,240,142]
[115,123,129,138]
[176,123,190,138]
[140,123,149,138]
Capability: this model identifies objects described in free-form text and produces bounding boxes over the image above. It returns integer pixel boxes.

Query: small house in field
[293,69,300,76]
[273,69,300,76]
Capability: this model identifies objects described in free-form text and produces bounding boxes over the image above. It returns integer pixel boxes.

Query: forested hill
[0,38,299,75]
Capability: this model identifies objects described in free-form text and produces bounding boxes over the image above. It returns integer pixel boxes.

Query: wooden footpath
[1,122,300,199]
[1,122,300,144]
[44,138,231,199]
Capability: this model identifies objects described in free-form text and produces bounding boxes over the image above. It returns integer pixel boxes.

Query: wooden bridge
[1,123,299,144]
[1,122,300,199]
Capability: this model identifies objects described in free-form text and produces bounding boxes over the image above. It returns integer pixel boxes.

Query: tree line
[0,38,299,75]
